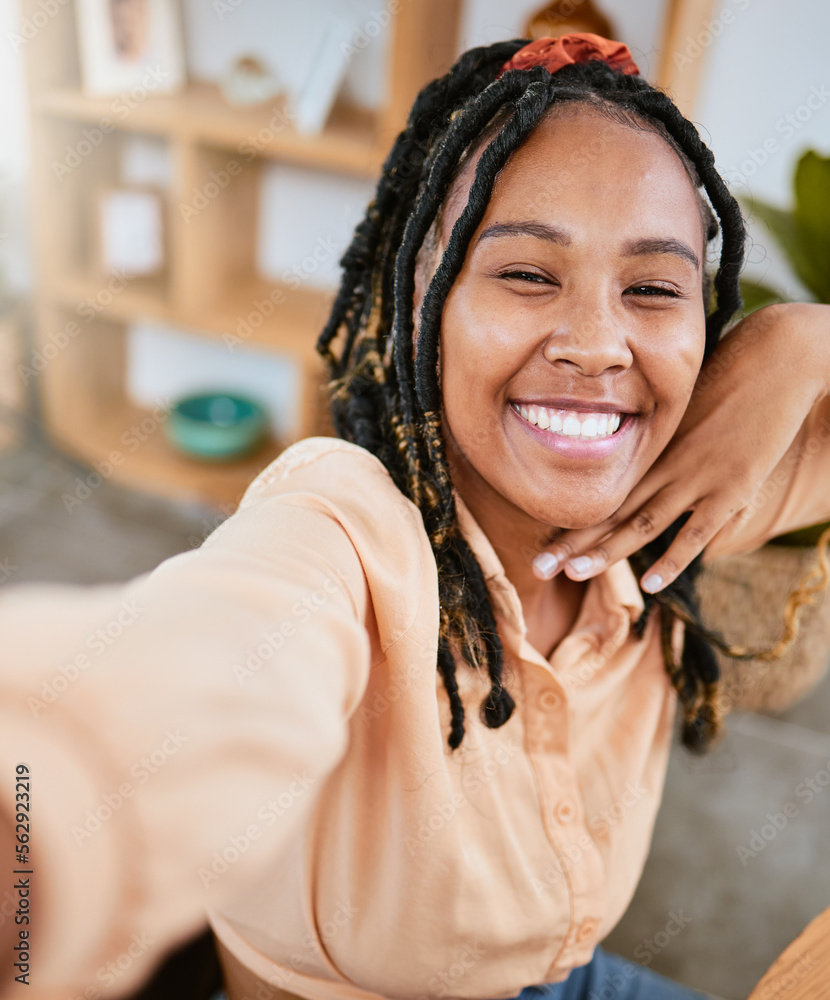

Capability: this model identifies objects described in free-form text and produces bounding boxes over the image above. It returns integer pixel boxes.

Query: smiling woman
[3,30,830,1000]
[318,36,753,758]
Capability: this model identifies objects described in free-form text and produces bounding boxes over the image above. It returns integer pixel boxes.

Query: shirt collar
[453,491,645,650]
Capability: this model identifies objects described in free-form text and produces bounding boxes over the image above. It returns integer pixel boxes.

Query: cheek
[641,317,706,417]
[439,287,516,457]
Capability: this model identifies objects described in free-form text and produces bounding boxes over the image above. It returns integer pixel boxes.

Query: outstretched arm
[533,303,830,587]
[0,494,371,996]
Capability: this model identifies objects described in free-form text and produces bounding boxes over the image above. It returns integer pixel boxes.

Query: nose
[540,301,633,376]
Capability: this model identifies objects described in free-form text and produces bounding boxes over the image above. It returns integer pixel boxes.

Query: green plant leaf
[742,195,822,301]
[738,277,785,315]
[768,518,830,547]
[792,150,830,302]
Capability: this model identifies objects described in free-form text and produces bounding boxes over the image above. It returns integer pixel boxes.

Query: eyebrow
[476,222,700,270]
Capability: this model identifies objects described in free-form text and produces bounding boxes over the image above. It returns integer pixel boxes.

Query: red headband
[496,32,640,79]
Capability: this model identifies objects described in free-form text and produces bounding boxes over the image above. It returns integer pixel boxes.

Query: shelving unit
[21,0,461,508]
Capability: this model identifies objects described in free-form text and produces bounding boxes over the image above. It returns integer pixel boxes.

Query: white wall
[694,0,830,296]
[0,0,32,296]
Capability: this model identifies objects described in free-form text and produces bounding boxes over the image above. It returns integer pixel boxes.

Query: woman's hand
[532,303,830,591]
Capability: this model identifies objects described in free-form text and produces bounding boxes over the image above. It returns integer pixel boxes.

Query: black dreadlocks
[317,40,749,754]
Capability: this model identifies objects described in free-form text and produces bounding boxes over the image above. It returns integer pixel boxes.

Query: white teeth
[513,403,624,440]
[581,416,598,438]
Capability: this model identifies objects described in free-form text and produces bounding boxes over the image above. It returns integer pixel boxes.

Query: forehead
[441,105,705,251]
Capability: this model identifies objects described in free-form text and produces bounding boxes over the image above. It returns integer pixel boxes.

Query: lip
[509,396,635,415]
[509,402,637,458]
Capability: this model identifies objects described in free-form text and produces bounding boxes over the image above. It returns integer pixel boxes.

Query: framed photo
[75,0,186,97]
[95,185,167,279]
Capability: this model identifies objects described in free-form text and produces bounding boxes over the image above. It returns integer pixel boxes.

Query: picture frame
[74,0,186,98]
[94,184,167,279]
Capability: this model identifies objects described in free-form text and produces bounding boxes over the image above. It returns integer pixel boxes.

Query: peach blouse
[2,396,829,1000]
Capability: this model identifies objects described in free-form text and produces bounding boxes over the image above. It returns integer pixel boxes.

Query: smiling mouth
[510,402,628,440]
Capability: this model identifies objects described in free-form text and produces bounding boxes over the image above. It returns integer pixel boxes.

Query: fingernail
[642,573,663,594]
[567,556,593,575]
[533,552,560,580]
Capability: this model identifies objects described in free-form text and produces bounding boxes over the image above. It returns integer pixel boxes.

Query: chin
[515,489,625,533]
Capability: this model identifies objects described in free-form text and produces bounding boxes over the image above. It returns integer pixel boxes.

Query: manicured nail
[567,556,593,575]
[533,552,560,580]
[642,573,663,594]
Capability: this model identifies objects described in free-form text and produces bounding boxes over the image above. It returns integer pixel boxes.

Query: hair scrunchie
[496,32,640,79]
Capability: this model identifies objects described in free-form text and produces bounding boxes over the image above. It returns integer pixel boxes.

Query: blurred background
[0,1,829,997]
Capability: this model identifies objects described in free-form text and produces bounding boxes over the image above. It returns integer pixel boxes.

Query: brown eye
[499,270,551,284]
[627,284,679,297]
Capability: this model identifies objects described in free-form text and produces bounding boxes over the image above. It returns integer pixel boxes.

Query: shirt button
[538,689,562,711]
[577,917,600,942]
[554,800,576,823]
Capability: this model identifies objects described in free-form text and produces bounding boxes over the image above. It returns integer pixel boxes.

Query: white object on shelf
[257,161,374,290]
[97,187,165,276]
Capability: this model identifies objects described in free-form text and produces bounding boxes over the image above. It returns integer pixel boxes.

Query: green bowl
[164,392,269,462]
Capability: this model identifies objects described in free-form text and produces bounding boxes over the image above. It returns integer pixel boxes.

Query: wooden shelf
[52,394,282,509]
[35,81,387,178]
[22,0,462,508]
[50,271,334,361]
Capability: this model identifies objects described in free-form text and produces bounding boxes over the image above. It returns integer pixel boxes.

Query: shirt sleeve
[0,490,371,997]
[704,393,830,561]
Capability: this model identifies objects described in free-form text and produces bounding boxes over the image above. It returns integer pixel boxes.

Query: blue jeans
[498,946,713,1000]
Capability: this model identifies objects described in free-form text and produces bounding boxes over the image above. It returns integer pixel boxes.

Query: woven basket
[695,543,830,713]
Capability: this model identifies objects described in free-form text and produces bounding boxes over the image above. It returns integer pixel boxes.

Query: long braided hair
[315,40,793,755]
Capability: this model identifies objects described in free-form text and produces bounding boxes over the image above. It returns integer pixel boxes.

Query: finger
[530,472,672,581]
[633,503,736,592]
[533,482,684,581]
[561,487,690,583]
[566,501,733,594]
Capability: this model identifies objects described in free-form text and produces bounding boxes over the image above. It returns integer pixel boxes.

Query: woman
[2,33,830,1000]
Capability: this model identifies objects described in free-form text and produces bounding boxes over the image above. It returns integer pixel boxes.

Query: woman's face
[433,105,708,532]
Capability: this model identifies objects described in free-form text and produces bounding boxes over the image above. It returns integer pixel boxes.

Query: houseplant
[696,150,830,715]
